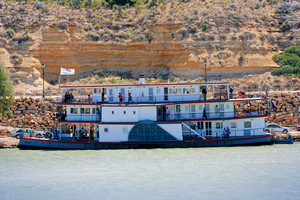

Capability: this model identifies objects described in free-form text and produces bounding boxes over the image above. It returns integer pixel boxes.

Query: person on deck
[128,89,133,103]
[118,92,123,104]
[202,88,207,100]
[225,127,230,138]
[166,107,170,120]
[88,94,91,103]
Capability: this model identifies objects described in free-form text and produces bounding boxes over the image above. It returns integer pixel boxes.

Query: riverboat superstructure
[19,76,275,149]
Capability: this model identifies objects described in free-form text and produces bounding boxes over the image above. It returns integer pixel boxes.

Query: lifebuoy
[238,90,246,98]
[244,109,250,116]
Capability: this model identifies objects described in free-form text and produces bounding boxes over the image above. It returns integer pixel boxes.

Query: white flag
[61,68,75,75]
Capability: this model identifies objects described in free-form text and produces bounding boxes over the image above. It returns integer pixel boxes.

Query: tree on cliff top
[271,45,300,77]
[0,64,14,116]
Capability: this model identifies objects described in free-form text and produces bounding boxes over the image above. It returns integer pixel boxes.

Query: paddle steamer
[19,76,275,149]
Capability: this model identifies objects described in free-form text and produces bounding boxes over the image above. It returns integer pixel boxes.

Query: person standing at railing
[202,88,207,100]
[166,107,170,120]
[118,92,123,104]
[88,94,91,103]
[128,89,133,103]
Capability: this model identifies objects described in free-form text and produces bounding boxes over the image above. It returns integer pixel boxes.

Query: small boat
[275,135,293,144]
[19,76,275,150]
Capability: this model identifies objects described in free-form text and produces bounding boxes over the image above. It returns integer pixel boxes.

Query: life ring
[238,90,246,98]
[244,109,250,116]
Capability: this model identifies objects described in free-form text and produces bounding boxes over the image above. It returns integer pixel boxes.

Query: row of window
[169,88,196,95]
[70,108,98,115]
[93,88,197,95]
[196,121,251,129]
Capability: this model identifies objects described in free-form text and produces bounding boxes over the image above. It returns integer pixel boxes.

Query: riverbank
[0,137,19,148]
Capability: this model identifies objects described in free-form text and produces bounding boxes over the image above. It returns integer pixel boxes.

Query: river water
[0,143,299,200]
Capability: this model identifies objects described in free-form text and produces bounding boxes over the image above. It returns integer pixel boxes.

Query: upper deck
[59,78,232,104]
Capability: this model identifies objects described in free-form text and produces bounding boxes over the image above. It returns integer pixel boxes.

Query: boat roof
[60,82,232,89]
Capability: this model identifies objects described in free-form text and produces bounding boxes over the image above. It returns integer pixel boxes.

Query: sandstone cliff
[0,1,300,90]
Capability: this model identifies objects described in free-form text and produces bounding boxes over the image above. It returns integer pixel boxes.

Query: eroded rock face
[34,24,280,83]
[2,21,299,85]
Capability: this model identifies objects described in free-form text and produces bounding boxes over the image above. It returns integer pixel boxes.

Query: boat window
[112,111,114,114]
[124,111,126,114]
[197,122,203,129]
[244,121,251,128]
[230,122,237,128]
[199,105,203,111]
[85,108,90,114]
[70,108,78,114]
[92,108,95,114]
[97,88,101,93]
[104,128,109,133]
[94,88,97,93]
[169,89,176,94]
[80,108,84,114]
[190,88,195,94]
[216,122,223,129]
[176,88,181,94]
[183,88,195,94]
[133,111,136,114]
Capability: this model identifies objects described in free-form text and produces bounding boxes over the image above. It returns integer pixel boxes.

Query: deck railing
[182,127,267,140]
[59,91,271,104]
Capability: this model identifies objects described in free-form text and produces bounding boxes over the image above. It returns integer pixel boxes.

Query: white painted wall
[101,107,139,123]
[99,124,133,142]
[138,107,156,121]
[99,123,183,142]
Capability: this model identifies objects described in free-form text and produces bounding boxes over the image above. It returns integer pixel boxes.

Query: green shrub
[87,31,100,41]
[6,28,15,38]
[271,45,300,77]
[280,20,291,32]
[201,23,208,32]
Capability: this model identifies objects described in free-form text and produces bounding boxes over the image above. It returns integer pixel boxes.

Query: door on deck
[157,106,164,121]
[205,122,212,138]
[191,105,196,119]
[219,104,224,117]
[109,89,113,102]
[102,88,107,102]
[175,105,181,119]
[149,88,154,102]
[164,87,168,101]
[205,104,210,118]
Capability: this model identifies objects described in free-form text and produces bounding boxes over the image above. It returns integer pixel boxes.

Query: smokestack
[139,75,145,84]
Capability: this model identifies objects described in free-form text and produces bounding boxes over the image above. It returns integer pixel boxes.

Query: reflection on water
[0,144,300,200]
